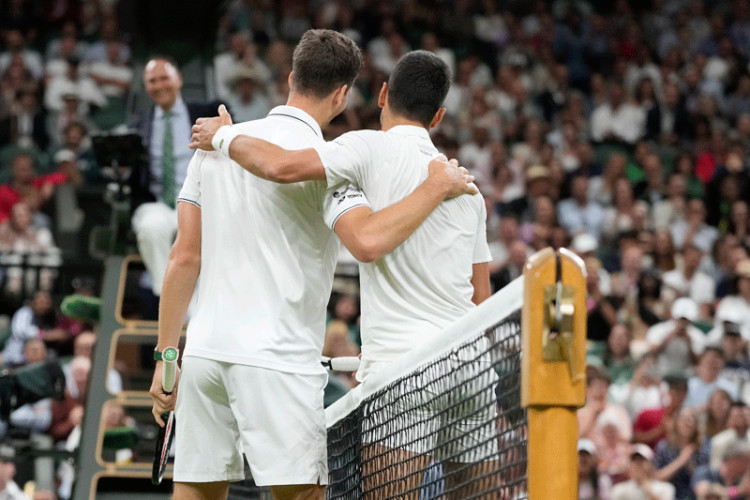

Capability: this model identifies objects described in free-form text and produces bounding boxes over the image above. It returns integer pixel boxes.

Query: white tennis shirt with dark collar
[177,106,369,374]
[314,125,492,380]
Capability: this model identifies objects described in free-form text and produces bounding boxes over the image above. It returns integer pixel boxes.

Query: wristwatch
[154,347,178,362]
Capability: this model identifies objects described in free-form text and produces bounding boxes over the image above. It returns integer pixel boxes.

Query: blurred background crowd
[2,0,750,498]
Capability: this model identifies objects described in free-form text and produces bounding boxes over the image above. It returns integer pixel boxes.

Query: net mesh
[326,310,527,500]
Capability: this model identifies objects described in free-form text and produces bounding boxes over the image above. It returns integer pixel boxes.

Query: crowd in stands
[3,0,750,498]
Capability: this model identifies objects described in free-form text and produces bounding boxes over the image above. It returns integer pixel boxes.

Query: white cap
[572,233,597,254]
[577,438,597,455]
[631,443,654,461]
[54,149,76,164]
[671,297,698,322]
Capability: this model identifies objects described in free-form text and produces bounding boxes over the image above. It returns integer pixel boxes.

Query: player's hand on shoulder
[428,154,478,199]
[190,104,234,151]
[149,364,181,427]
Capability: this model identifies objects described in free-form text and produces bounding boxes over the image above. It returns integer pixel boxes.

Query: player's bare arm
[150,202,201,427]
[335,157,478,263]
[470,262,491,305]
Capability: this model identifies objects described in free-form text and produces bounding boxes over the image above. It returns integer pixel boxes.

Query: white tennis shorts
[173,356,329,486]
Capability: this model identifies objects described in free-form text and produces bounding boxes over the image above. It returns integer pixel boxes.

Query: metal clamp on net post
[541,251,582,384]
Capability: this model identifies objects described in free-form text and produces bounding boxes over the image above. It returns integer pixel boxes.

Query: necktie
[161,111,176,208]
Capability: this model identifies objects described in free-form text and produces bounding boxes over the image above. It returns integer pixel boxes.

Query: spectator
[490,240,526,293]
[645,80,691,144]
[603,324,636,388]
[0,85,49,151]
[686,348,739,410]
[2,291,76,367]
[49,355,89,443]
[578,438,613,500]
[87,41,133,100]
[654,408,706,499]
[557,174,606,239]
[0,29,43,81]
[578,369,632,448]
[611,444,675,500]
[225,67,271,123]
[714,260,750,338]
[0,444,30,500]
[692,441,750,499]
[710,402,750,470]
[590,80,646,145]
[704,390,735,440]
[213,32,271,101]
[0,153,68,225]
[128,58,219,301]
[585,257,618,342]
[671,199,720,253]
[647,298,706,376]
[634,373,689,449]
[488,215,520,272]
[7,339,52,438]
[662,244,716,318]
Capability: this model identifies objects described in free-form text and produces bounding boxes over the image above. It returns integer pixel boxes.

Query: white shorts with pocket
[173,356,329,486]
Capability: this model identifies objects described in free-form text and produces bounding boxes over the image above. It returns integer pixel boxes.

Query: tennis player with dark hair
[191,50,493,499]
[150,32,475,500]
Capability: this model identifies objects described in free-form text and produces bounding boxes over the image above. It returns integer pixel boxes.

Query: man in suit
[130,58,219,299]
[0,85,49,151]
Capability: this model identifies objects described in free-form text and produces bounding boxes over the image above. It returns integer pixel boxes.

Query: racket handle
[321,356,360,372]
[161,347,179,394]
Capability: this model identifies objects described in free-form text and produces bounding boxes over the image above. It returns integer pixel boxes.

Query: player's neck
[380,111,427,132]
[285,94,330,129]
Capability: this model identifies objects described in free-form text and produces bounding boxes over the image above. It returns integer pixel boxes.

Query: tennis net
[325,277,527,500]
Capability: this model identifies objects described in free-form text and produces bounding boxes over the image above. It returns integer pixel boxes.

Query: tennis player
[149,32,475,500]
[191,50,493,499]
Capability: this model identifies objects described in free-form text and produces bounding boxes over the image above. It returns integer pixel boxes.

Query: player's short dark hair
[291,29,363,99]
[387,50,451,128]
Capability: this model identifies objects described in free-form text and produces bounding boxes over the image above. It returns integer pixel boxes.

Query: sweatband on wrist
[212,125,240,157]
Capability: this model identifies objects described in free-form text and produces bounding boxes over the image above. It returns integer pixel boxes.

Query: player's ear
[429,108,446,129]
[332,84,348,108]
[377,82,388,109]
[287,71,294,89]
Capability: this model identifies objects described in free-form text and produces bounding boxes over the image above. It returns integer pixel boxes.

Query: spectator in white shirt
[590,80,646,145]
[647,298,707,377]
[662,244,716,319]
[44,58,106,114]
[213,31,271,101]
[670,199,720,253]
[0,444,30,500]
[87,41,133,99]
[612,444,675,500]
[710,402,750,469]
[0,29,43,81]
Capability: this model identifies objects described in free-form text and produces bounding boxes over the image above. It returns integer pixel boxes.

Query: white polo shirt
[314,125,491,375]
[177,106,368,374]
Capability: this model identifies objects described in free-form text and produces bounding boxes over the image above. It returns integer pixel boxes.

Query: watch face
[163,347,178,362]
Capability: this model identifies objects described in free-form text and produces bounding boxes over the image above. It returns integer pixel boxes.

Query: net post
[521,247,587,500]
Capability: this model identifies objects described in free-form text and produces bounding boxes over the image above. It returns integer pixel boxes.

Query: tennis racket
[152,346,179,485]
[321,356,360,372]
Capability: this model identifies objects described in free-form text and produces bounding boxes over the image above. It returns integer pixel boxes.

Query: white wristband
[212,125,240,158]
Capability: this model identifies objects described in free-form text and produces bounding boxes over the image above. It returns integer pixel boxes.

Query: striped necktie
[161,110,176,208]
